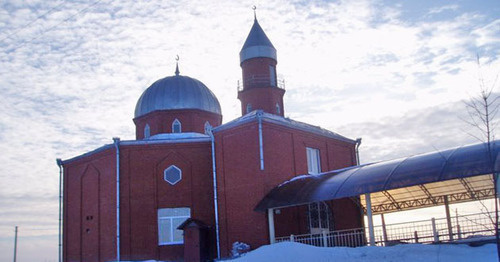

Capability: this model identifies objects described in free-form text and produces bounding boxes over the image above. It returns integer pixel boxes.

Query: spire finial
[175,55,180,76]
[252,6,257,20]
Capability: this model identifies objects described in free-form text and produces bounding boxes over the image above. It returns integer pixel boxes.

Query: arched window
[172,119,182,133]
[276,103,280,114]
[307,202,332,234]
[204,121,211,135]
[246,103,252,114]
[144,124,150,138]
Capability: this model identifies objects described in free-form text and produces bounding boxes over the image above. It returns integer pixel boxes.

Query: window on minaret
[172,119,181,133]
[306,147,321,174]
[276,103,280,114]
[269,65,277,87]
[246,103,252,114]
[144,124,150,138]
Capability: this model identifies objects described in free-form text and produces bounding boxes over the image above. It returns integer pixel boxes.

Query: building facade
[61,17,362,262]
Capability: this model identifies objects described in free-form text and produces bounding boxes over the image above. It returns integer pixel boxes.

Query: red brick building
[60,17,363,262]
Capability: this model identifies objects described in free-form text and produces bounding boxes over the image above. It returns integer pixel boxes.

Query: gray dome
[135,75,221,118]
[240,18,277,64]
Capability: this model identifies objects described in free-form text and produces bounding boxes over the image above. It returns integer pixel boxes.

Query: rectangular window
[158,207,190,245]
[269,65,277,87]
[306,147,321,174]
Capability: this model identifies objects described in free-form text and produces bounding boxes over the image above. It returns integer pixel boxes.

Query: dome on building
[134,72,222,118]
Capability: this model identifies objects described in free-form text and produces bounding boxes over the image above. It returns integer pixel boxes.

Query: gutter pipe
[355,138,362,165]
[113,137,121,262]
[257,111,264,170]
[56,158,63,262]
[207,126,221,259]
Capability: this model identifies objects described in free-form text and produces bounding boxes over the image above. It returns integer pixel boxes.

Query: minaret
[238,12,285,116]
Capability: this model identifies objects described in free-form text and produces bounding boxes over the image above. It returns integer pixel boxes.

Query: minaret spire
[175,55,180,76]
[238,12,285,117]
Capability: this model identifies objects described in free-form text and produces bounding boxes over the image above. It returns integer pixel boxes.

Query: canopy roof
[256,141,500,214]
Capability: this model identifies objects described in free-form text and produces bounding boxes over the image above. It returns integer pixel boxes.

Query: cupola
[133,63,222,139]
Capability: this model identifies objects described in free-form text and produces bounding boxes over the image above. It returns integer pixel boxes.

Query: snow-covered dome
[134,71,221,118]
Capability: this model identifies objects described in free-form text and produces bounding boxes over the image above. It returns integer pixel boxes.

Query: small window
[164,165,182,185]
[144,124,150,138]
[306,147,321,174]
[246,103,252,114]
[204,121,211,135]
[269,65,277,87]
[158,207,190,245]
[172,119,181,133]
[276,103,280,114]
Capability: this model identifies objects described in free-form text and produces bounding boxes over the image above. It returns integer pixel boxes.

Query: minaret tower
[238,10,285,117]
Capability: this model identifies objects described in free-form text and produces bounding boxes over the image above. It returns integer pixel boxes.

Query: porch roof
[255,141,500,214]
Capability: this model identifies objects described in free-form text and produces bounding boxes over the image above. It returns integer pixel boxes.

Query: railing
[275,212,496,247]
[275,228,366,247]
[237,75,285,92]
[373,211,496,245]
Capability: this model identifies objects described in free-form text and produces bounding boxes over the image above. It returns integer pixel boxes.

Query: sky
[0,0,499,261]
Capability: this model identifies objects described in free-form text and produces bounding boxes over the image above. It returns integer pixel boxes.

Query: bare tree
[463,54,499,260]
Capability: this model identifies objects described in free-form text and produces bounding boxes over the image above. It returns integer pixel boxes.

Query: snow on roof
[214,110,355,144]
[145,132,209,140]
[61,133,210,165]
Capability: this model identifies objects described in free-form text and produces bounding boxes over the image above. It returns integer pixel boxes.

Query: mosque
[60,15,363,261]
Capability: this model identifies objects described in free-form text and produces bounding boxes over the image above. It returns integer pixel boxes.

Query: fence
[237,75,285,91]
[275,228,366,247]
[275,212,496,247]
[373,211,496,245]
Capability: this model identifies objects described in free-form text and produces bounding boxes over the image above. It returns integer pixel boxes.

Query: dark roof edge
[213,110,356,144]
[61,144,114,165]
[61,137,211,165]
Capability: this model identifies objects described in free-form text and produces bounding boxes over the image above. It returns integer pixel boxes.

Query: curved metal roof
[134,74,221,118]
[240,18,277,64]
[255,141,500,212]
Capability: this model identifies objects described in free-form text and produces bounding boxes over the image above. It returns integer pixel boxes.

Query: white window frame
[144,124,150,138]
[172,119,181,133]
[157,207,190,245]
[308,202,331,234]
[306,147,321,174]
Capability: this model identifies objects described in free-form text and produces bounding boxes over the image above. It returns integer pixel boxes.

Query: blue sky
[0,0,499,261]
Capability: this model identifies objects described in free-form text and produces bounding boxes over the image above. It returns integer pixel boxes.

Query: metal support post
[365,193,375,246]
[322,231,328,247]
[268,208,275,244]
[444,195,453,241]
[381,213,388,245]
[431,218,439,242]
[13,226,18,262]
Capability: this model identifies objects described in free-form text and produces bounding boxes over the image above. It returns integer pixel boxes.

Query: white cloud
[428,4,459,15]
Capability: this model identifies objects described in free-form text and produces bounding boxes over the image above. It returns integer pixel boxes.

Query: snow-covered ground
[230,242,496,262]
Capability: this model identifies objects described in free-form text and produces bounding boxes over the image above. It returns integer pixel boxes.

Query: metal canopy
[255,141,500,213]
